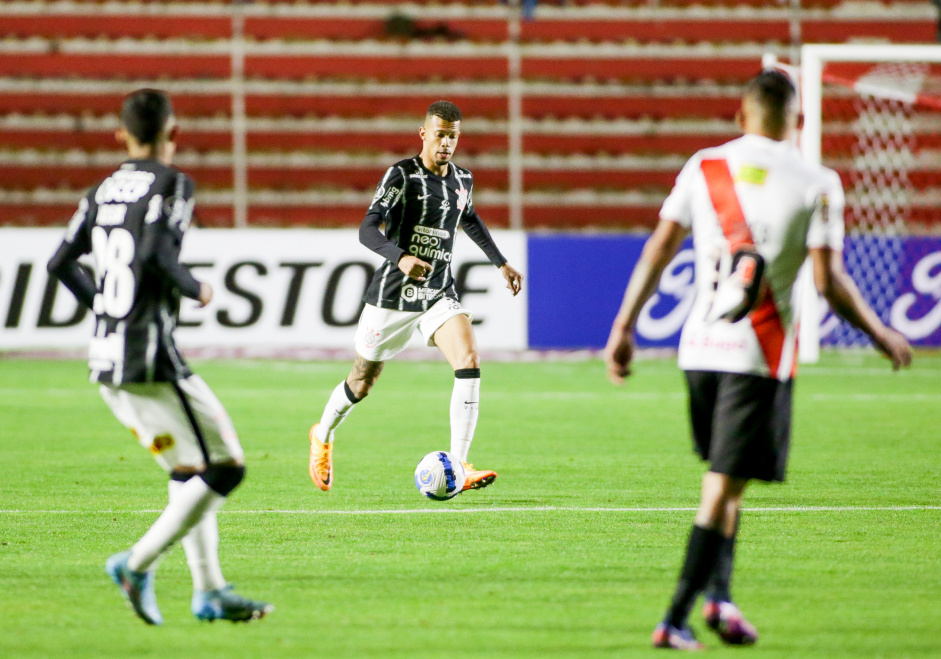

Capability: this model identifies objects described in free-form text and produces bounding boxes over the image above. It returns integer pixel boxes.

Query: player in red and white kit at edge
[604,70,912,650]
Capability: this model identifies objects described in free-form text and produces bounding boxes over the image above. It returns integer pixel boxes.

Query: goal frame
[765,44,941,363]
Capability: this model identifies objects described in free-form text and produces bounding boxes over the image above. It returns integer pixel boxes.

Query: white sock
[170,480,227,592]
[449,369,480,464]
[128,476,222,572]
[316,380,359,443]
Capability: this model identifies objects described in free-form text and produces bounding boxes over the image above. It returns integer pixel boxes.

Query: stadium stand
[0,0,937,229]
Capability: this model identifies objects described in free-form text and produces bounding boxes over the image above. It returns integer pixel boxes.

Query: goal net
[767,45,941,361]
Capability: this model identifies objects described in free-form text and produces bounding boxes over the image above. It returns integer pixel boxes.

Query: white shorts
[99,375,244,473]
[354,297,472,362]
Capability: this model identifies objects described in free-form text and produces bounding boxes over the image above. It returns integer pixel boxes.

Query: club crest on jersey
[456,188,469,211]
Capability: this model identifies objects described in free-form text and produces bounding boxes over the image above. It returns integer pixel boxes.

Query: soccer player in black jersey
[48,89,271,625]
[308,100,524,492]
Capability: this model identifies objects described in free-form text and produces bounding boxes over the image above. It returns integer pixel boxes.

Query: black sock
[665,525,726,628]
[705,514,740,603]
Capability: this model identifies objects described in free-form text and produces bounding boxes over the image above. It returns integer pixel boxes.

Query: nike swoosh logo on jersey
[417,194,431,200]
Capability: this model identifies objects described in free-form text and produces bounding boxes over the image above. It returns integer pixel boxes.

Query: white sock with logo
[170,479,227,592]
[449,368,480,464]
[315,380,360,444]
[127,475,222,573]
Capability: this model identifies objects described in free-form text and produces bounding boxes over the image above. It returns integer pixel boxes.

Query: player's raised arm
[47,194,97,309]
[604,218,688,384]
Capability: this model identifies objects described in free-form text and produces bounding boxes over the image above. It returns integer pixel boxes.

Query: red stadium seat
[0,0,937,229]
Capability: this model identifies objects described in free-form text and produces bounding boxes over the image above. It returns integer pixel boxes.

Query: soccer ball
[414,451,466,500]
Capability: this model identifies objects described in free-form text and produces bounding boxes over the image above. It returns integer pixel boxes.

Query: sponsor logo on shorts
[150,434,175,454]
[362,326,381,348]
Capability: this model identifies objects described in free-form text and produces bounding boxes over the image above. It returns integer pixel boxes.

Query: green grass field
[1,352,938,658]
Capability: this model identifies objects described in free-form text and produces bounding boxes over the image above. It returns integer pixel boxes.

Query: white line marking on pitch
[809,393,941,401]
[1,505,938,515]
[6,387,941,402]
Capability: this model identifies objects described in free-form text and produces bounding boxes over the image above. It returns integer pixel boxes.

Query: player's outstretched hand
[873,327,913,371]
[500,263,524,296]
[603,326,634,385]
[197,282,213,308]
[398,255,433,282]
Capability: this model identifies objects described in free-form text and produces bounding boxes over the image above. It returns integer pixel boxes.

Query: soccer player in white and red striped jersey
[604,70,912,650]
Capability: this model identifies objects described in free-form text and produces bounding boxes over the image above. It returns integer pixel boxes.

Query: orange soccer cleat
[308,424,333,491]
[461,462,497,491]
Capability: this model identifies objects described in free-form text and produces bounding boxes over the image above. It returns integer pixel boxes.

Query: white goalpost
[765,44,941,362]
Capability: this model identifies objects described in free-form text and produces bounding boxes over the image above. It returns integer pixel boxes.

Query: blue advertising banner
[822,236,941,349]
[888,237,941,346]
[529,234,941,350]
[527,234,694,349]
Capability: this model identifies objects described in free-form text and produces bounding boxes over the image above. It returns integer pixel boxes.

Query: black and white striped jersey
[360,156,507,312]
[48,159,201,385]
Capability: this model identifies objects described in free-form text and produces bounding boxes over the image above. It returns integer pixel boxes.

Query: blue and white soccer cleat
[192,586,274,622]
[105,550,163,626]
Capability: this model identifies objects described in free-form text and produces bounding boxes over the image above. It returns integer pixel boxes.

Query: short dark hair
[120,88,174,145]
[426,100,462,123]
[744,70,797,115]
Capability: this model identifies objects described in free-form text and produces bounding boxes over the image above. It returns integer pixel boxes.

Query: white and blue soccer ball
[414,451,466,500]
